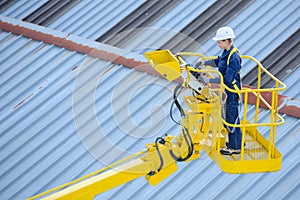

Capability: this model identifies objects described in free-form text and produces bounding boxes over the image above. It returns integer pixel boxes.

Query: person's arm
[204,58,218,68]
[195,57,219,68]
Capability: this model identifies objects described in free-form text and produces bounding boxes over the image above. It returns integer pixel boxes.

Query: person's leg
[225,93,242,150]
[227,116,242,150]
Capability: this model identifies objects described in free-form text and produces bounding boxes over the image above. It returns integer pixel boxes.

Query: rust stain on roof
[13,93,34,109]
[71,65,78,71]
[96,64,115,81]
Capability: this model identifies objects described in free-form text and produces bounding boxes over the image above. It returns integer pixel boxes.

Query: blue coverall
[206,45,242,150]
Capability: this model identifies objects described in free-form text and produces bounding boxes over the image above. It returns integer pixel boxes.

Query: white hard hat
[213,27,235,41]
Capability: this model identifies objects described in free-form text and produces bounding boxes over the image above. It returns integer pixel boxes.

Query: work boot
[226,142,246,147]
[220,147,241,155]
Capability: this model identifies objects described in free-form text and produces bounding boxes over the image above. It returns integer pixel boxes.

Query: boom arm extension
[28,50,222,199]
[29,132,202,199]
[41,158,152,200]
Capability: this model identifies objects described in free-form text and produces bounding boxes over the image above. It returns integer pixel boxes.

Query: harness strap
[227,47,242,94]
[227,47,239,66]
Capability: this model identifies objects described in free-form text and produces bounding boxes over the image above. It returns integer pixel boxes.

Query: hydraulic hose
[170,83,185,125]
[169,127,194,162]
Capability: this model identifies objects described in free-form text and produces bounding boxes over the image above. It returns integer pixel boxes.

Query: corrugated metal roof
[47,0,146,40]
[121,0,216,52]
[96,0,216,49]
[48,0,216,42]
[0,0,48,20]
[0,29,179,199]
[280,67,300,99]
[1,1,300,200]
[22,0,80,26]
[0,0,217,43]
[0,31,92,199]
[0,0,146,40]
[161,0,254,53]
[1,30,300,200]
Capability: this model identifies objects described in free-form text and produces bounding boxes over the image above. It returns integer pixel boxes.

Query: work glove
[195,60,205,69]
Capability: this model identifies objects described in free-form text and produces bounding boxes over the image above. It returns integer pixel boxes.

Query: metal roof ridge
[0,15,159,75]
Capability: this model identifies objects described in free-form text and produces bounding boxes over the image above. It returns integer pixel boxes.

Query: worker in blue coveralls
[196,27,242,155]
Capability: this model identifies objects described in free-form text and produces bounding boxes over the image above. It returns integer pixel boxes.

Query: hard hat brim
[212,36,235,41]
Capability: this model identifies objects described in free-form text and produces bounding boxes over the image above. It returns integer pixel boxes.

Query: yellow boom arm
[29,125,209,199]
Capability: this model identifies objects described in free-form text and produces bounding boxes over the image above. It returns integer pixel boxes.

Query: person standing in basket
[197,27,242,155]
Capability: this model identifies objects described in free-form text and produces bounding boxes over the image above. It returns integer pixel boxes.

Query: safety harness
[203,46,241,91]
